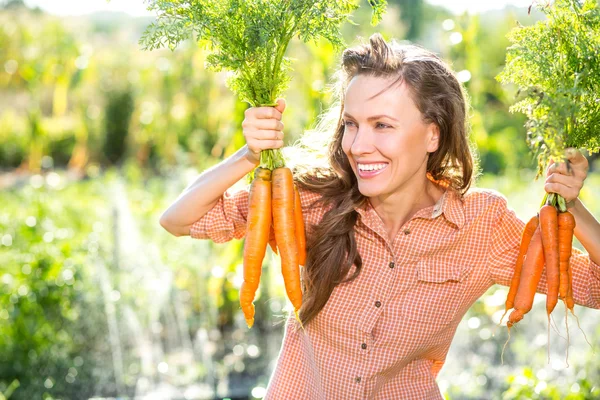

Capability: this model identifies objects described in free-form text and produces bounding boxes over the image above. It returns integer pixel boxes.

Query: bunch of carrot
[502,202,576,328]
[499,191,583,362]
[239,166,307,329]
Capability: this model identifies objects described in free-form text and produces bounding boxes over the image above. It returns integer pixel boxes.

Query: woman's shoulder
[461,187,511,212]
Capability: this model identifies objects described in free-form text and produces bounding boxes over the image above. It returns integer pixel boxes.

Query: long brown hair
[293,33,475,328]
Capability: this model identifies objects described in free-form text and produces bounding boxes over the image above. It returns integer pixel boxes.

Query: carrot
[240,167,272,328]
[558,211,576,302]
[294,185,307,266]
[500,214,539,324]
[558,211,576,311]
[540,205,560,315]
[269,229,278,255]
[566,262,575,312]
[272,167,303,324]
[508,225,545,327]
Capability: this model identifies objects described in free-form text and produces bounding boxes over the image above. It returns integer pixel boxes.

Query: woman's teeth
[357,163,387,171]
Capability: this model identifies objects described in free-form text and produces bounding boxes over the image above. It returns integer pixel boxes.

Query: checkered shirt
[190,185,600,399]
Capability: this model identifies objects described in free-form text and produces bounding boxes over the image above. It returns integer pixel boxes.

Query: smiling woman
[341,77,441,213]
[160,33,600,399]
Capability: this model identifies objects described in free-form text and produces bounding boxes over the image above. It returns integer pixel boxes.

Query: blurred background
[1,0,599,399]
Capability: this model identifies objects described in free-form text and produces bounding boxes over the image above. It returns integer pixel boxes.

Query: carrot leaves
[140,0,386,170]
[140,0,386,108]
[497,0,600,177]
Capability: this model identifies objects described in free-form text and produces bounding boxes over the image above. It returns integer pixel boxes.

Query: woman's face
[341,74,439,200]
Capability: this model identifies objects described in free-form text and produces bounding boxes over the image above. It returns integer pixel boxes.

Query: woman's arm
[544,148,600,264]
[159,99,287,237]
[159,145,258,236]
[568,199,600,265]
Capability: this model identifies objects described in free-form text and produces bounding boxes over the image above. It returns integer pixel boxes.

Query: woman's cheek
[341,132,353,157]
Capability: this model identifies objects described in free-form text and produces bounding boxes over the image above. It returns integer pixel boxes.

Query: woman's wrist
[566,197,581,213]
[241,144,261,168]
[567,197,587,216]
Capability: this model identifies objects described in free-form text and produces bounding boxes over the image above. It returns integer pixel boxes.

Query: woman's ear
[426,123,440,153]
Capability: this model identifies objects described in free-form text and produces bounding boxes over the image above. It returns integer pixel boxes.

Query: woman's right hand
[242,98,286,165]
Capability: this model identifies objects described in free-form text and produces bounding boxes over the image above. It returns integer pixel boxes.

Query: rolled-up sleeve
[570,250,600,309]
[189,187,250,243]
[486,198,523,287]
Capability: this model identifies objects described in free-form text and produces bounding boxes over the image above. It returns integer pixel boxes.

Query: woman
[159,34,600,399]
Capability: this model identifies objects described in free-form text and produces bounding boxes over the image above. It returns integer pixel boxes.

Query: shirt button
[355,377,361,383]
[375,301,381,308]
[361,343,367,349]
[389,261,395,269]
[403,228,411,235]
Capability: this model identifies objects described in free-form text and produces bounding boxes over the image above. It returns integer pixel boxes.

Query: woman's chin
[357,182,384,198]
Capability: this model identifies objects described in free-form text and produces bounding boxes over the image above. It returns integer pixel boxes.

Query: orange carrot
[240,167,272,328]
[501,215,539,324]
[294,185,307,266]
[540,205,559,315]
[272,167,303,324]
[508,225,545,327]
[558,211,576,303]
[269,228,278,255]
[566,261,575,312]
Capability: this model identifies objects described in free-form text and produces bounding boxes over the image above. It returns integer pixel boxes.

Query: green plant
[497,0,600,186]
[103,87,135,166]
[138,0,386,169]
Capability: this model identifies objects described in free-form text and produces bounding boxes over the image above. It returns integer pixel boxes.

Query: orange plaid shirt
[190,185,600,399]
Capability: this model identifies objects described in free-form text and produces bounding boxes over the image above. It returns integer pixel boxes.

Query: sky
[24,0,534,17]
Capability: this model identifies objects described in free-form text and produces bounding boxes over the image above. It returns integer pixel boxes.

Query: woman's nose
[351,128,375,155]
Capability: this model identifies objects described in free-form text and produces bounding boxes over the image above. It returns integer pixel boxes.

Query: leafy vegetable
[497,0,600,178]
[139,0,387,169]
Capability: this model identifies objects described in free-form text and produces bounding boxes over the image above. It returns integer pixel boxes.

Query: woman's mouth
[356,162,388,179]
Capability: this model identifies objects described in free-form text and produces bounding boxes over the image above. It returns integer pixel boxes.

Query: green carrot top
[139,0,387,170]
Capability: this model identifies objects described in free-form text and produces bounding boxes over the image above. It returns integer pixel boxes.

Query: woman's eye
[376,122,391,129]
[343,120,356,128]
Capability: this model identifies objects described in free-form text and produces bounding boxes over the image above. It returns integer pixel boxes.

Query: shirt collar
[354,188,465,230]
[432,189,465,229]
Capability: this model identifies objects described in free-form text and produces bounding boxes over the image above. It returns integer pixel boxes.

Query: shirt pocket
[398,259,473,326]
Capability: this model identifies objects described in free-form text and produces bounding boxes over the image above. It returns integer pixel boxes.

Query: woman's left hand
[544,148,589,206]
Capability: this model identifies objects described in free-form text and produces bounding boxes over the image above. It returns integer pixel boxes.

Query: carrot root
[568,308,594,352]
[547,313,551,364]
[272,168,302,313]
[504,215,539,316]
[240,167,272,328]
[507,308,525,327]
[501,325,514,365]
[294,185,307,266]
[550,313,565,340]
[493,309,510,336]
[564,303,570,367]
[540,205,559,315]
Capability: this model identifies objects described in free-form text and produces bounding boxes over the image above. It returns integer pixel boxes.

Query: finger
[544,182,579,203]
[261,139,284,150]
[252,129,284,141]
[254,119,284,131]
[545,158,555,177]
[545,172,583,202]
[275,98,286,114]
[565,147,587,166]
[247,137,284,151]
[251,106,283,120]
[546,172,576,189]
[547,161,570,176]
